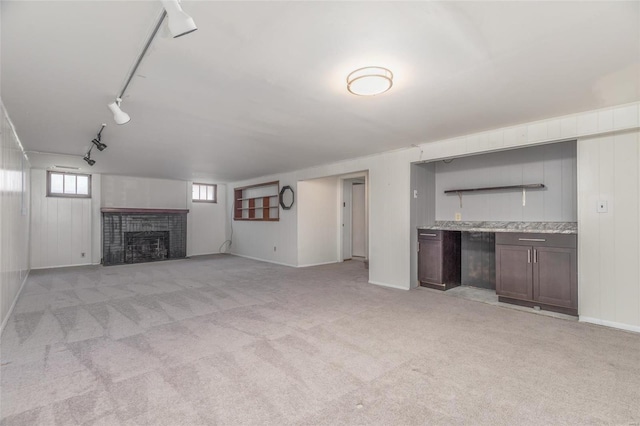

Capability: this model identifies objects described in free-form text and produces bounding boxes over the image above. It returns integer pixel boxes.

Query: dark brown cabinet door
[418,240,442,284]
[496,244,533,300]
[534,247,577,309]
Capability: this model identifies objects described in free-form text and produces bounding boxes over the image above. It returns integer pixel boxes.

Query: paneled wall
[1,102,30,331]
[30,169,93,269]
[434,141,577,222]
[298,176,339,267]
[187,183,228,256]
[102,175,188,209]
[31,174,228,268]
[578,129,640,331]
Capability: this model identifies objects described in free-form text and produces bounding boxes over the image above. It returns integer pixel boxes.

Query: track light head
[91,138,107,151]
[83,152,96,166]
[107,98,130,125]
[162,0,197,38]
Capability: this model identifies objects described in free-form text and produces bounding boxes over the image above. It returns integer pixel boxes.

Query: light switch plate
[455,212,462,221]
[597,200,608,213]
[413,190,418,199]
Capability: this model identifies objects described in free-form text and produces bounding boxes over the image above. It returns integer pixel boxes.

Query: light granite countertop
[417,221,577,234]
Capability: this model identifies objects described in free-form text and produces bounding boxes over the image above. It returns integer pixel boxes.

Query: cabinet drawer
[495,233,576,248]
[417,230,442,241]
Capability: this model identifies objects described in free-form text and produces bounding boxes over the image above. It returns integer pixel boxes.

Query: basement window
[47,171,91,198]
[192,183,217,203]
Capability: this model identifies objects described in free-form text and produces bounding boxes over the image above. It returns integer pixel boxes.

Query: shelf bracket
[458,191,463,208]
[522,188,526,206]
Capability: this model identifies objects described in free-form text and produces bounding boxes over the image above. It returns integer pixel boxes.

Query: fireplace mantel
[101,207,189,214]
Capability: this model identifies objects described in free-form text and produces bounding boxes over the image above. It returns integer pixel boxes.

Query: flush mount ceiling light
[107,98,130,125]
[162,0,198,38]
[347,66,393,96]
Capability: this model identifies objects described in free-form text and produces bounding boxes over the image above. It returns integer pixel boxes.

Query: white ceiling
[2,1,639,182]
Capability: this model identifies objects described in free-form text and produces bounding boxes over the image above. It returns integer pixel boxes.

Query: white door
[352,183,366,258]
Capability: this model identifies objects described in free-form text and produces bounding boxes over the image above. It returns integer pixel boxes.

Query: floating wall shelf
[444,184,545,194]
[444,184,545,207]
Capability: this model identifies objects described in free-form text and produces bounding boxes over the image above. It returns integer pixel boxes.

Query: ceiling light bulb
[162,0,198,38]
[347,67,393,96]
[107,98,130,125]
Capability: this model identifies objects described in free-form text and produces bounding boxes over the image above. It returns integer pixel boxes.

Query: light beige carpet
[1,254,639,425]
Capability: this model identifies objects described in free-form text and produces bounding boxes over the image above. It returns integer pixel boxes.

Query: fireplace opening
[125,231,170,264]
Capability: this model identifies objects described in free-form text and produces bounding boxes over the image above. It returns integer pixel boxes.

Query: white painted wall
[229,102,640,332]
[578,129,640,332]
[0,102,31,332]
[30,169,94,269]
[229,150,412,287]
[187,183,228,256]
[228,180,298,267]
[101,175,188,209]
[434,141,577,222]
[102,175,227,257]
[298,177,339,267]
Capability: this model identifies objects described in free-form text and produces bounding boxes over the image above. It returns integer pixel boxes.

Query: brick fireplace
[102,208,188,266]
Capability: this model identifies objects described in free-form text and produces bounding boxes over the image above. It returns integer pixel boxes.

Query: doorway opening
[296,171,368,269]
[341,175,368,263]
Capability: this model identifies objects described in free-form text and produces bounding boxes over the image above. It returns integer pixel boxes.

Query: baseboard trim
[297,261,339,268]
[579,316,640,334]
[187,252,229,258]
[31,262,93,270]
[1,269,30,337]
[230,253,297,268]
[369,280,409,291]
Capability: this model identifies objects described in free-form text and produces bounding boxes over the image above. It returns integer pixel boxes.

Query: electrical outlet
[413,190,418,199]
[455,212,462,221]
[597,200,608,213]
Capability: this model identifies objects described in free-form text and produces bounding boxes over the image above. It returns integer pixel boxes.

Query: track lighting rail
[118,11,167,100]
[108,1,197,125]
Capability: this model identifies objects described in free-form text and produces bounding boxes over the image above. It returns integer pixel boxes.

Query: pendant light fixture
[347,67,394,96]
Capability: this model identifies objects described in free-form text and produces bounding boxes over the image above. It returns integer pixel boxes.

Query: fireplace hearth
[102,208,188,266]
